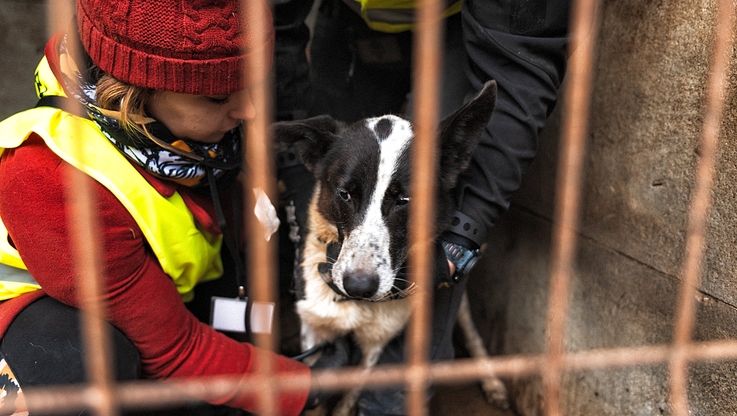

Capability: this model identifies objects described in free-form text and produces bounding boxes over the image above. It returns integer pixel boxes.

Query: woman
[0,0,345,414]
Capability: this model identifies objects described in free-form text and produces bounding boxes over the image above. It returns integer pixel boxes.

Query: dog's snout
[343,273,380,299]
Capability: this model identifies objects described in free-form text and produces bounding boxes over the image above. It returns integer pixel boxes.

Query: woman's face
[146,89,256,144]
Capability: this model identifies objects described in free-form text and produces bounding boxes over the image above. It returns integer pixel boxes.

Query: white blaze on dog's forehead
[366,116,412,209]
[331,115,413,299]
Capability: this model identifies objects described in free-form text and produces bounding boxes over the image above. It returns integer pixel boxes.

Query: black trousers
[0,296,140,415]
[0,296,141,386]
[0,296,249,416]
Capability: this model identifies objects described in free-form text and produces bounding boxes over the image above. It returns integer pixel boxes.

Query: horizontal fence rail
[20,339,737,414]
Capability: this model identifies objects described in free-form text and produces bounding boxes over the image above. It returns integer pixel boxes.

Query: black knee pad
[0,296,141,386]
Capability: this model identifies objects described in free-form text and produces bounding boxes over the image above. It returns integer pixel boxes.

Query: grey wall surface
[0,1,47,120]
[470,0,737,414]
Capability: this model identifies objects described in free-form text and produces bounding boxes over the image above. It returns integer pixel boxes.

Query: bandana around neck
[51,34,242,188]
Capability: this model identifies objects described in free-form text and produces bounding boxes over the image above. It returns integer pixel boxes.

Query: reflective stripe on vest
[344,0,463,33]
[0,218,39,299]
[0,265,39,300]
[0,106,224,302]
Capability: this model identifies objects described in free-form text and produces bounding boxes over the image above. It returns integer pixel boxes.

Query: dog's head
[274,80,497,301]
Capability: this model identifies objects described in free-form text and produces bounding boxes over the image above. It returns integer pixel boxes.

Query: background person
[274,0,571,414]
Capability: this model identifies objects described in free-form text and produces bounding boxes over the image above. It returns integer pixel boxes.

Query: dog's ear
[437,80,497,190]
[272,115,342,172]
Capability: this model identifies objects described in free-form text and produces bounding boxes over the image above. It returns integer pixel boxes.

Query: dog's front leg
[300,321,328,366]
[331,345,384,416]
[456,291,509,409]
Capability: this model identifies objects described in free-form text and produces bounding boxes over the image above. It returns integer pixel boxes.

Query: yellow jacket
[345,0,463,32]
[0,57,223,302]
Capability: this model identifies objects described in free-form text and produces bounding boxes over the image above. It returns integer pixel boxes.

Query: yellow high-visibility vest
[345,0,463,33]
[0,59,223,302]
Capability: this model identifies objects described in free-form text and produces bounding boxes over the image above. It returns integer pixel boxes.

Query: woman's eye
[337,188,351,202]
[207,95,230,105]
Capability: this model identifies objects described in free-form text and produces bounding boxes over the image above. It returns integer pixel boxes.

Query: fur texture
[275,80,502,415]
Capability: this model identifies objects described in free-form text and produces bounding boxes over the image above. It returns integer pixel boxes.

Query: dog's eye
[396,196,410,206]
[337,188,351,202]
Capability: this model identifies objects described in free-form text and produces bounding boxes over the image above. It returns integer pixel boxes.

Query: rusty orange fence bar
[242,0,280,415]
[407,0,445,415]
[543,0,602,414]
[47,1,118,415]
[669,0,737,414]
[22,337,737,413]
[23,0,737,414]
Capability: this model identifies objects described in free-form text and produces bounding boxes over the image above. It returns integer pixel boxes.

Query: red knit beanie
[76,0,273,95]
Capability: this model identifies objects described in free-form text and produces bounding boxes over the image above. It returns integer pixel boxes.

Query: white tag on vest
[210,296,275,334]
[211,296,248,333]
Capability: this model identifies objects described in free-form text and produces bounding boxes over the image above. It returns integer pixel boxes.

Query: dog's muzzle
[318,242,415,302]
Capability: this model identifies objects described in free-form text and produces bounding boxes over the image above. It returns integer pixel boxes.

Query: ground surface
[431,384,517,416]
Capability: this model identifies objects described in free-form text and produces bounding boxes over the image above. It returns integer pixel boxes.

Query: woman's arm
[0,135,309,414]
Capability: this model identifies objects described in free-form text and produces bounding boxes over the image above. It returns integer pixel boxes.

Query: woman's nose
[229,90,256,120]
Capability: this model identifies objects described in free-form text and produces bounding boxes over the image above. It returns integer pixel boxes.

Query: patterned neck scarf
[56,35,242,188]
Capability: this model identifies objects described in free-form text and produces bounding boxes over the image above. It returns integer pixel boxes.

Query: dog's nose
[343,273,380,299]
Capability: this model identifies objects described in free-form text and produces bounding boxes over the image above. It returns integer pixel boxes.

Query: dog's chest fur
[297,115,414,349]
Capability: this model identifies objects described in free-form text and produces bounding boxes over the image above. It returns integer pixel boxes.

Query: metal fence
[16,0,737,415]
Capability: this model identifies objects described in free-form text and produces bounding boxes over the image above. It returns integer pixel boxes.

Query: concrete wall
[0,1,47,121]
[470,0,737,414]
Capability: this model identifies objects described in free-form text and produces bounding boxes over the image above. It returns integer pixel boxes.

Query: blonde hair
[94,73,153,141]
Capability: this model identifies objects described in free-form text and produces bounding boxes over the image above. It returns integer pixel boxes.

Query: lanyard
[206,166,246,299]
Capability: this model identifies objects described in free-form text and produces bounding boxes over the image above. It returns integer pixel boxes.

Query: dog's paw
[481,376,510,410]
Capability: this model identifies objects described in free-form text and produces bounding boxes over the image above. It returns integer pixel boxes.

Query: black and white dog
[275,80,505,415]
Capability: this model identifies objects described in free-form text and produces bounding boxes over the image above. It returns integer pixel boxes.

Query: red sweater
[0,134,309,414]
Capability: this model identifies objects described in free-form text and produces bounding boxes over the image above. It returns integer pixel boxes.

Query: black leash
[290,341,329,361]
[206,166,246,299]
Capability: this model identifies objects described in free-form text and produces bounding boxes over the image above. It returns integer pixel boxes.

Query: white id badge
[249,301,275,334]
[211,296,248,333]
[210,296,275,334]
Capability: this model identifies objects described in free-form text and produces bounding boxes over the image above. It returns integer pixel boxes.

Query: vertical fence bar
[543,0,601,415]
[407,0,444,415]
[242,1,279,415]
[45,1,118,416]
[42,1,119,415]
[669,0,736,414]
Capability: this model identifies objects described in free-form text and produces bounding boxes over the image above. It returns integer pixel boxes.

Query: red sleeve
[0,136,309,414]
